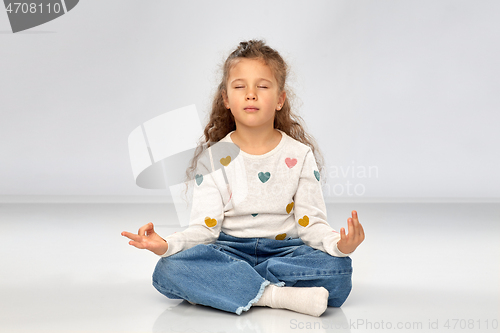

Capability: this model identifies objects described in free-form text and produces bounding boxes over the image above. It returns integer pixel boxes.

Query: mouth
[244,107,259,112]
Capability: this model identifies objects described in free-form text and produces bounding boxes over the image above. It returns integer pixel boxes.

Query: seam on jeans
[235,279,270,315]
[210,244,247,263]
[277,269,353,278]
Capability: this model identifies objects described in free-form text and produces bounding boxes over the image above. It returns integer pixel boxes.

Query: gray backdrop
[1,0,499,201]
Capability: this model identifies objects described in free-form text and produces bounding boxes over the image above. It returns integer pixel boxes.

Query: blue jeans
[152,232,352,315]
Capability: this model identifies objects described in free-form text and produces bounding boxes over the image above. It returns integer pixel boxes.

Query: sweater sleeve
[160,151,224,257]
[293,149,352,257]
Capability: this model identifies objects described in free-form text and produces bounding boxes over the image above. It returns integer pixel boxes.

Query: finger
[138,222,153,236]
[358,222,365,241]
[121,231,135,239]
[352,210,360,226]
[146,222,156,236]
[123,232,142,242]
[351,211,360,231]
[138,225,146,236]
[340,227,346,242]
[348,217,357,244]
[129,240,146,249]
[347,218,354,236]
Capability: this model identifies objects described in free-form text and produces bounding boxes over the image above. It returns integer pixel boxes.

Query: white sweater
[161,129,350,258]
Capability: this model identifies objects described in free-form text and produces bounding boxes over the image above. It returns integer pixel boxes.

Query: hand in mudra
[336,210,365,254]
[121,222,168,256]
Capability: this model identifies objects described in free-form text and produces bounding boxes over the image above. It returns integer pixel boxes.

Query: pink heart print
[285,158,297,168]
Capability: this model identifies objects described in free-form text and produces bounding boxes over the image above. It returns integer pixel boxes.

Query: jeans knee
[152,257,169,282]
[329,255,352,274]
[329,291,350,307]
[327,274,352,307]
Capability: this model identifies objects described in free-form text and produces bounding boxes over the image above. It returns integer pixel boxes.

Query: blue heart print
[258,172,271,183]
[195,174,203,186]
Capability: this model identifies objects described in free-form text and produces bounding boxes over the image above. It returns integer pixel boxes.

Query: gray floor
[0,202,498,333]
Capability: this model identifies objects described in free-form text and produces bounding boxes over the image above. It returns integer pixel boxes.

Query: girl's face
[223,58,286,132]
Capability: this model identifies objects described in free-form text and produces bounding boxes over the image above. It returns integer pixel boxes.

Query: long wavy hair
[181,39,327,202]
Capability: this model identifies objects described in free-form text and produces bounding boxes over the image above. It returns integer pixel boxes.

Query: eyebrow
[230,78,273,84]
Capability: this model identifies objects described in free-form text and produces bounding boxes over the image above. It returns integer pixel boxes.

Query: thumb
[340,227,346,242]
[146,222,155,235]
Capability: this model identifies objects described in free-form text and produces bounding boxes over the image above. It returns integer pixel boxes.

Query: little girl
[122,40,364,317]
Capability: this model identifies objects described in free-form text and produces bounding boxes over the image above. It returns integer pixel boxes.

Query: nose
[245,88,257,100]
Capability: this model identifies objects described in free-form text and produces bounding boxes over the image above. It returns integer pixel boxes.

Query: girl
[122,40,364,317]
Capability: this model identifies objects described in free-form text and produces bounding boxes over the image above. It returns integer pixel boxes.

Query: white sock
[254,285,329,317]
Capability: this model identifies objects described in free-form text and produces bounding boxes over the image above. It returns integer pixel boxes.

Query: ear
[277,91,286,109]
[222,90,229,109]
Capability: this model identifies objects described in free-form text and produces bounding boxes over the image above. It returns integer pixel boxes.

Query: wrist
[154,240,169,256]
[336,242,352,255]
